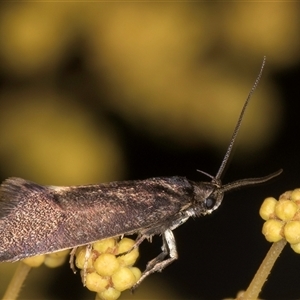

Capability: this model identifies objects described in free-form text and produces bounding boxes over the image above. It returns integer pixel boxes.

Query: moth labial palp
[0,57,282,291]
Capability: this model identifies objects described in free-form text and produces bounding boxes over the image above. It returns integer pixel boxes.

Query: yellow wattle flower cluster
[260,188,300,253]
[22,249,70,268]
[75,237,141,300]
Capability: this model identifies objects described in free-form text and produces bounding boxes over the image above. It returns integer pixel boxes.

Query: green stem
[242,239,287,300]
[2,262,31,300]
[95,293,101,300]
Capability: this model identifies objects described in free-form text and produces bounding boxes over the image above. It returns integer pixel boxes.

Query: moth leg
[81,244,92,286]
[133,229,178,290]
[117,235,147,259]
[69,247,77,273]
[134,234,147,248]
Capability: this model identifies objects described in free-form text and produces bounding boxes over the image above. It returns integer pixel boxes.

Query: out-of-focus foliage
[0,3,297,184]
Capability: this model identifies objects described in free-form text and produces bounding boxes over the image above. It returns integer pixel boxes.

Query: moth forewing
[0,176,195,261]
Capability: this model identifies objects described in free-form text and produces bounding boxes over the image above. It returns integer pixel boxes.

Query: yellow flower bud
[85,271,109,293]
[291,188,300,202]
[117,248,139,267]
[94,253,120,276]
[111,267,137,291]
[290,242,300,254]
[44,255,67,268]
[98,287,121,300]
[279,191,292,200]
[130,267,142,281]
[284,221,300,244]
[48,249,70,258]
[275,199,298,221]
[93,238,116,254]
[259,197,277,220]
[262,219,284,242]
[75,247,94,270]
[22,254,45,267]
[117,238,135,254]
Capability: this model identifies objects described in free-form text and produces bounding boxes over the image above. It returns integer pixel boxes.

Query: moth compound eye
[205,197,217,210]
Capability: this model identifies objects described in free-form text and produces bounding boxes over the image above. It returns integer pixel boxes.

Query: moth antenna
[215,56,266,181]
[220,169,283,193]
[196,169,215,181]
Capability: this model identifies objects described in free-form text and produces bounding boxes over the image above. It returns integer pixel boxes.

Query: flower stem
[242,239,286,300]
[2,262,31,300]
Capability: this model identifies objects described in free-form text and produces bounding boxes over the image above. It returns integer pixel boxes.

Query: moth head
[205,185,224,213]
[194,169,282,216]
[193,180,224,216]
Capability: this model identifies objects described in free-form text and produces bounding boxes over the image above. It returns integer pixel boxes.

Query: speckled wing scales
[0,176,194,261]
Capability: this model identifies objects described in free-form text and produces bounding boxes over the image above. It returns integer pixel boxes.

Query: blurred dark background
[0,2,300,300]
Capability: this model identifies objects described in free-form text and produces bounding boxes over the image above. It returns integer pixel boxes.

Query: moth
[0,57,281,288]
